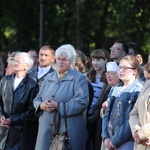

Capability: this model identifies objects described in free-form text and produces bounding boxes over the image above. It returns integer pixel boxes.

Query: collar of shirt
[38,66,51,75]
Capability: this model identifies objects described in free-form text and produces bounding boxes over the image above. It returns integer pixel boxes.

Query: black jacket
[0,73,39,150]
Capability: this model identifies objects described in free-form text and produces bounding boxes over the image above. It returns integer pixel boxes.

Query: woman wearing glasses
[33,44,89,150]
[101,55,143,150]
[0,52,39,150]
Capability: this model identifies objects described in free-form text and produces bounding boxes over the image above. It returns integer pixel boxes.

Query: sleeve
[0,77,5,117]
[129,99,141,135]
[33,83,45,116]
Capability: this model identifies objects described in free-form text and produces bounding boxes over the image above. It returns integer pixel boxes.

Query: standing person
[127,41,140,56]
[0,52,39,150]
[110,40,128,64]
[129,80,150,150]
[102,55,143,150]
[87,49,108,150]
[33,44,89,150]
[143,63,150,81]
[148,54,150,63]
[95,61,120,150]
[28,48,39,69]
[30,45,55,84]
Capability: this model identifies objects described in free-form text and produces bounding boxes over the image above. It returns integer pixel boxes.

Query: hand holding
[40,100,58,112]
[102,101,108,112]
[133,131,143,144]
[104,138,115,150]
[0,116,11,128]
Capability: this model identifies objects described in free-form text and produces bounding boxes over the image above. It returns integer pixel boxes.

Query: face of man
[110,43,126,62]
[39,49,55,68]
[128,48,136,56]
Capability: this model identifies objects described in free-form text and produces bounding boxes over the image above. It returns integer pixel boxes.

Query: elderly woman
[33,44,89,150]
[95,62,120,150]
[0,52,39,150]
[102,55,143,150]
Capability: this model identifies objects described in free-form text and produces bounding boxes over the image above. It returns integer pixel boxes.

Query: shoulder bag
[49,103,72,150]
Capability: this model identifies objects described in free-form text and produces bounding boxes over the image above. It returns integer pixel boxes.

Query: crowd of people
[0,40,149,150]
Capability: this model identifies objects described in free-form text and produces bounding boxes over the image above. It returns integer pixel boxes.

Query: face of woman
[5,64,14,75]
[92,58,106,71]
[56,56,71,74]
[13,55,27,72]
[105,71,120,86]
[118,59,137,82]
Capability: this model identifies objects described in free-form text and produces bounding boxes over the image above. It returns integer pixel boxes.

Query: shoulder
[133,79,143,91]
[1,74,14,81]
[25,74,38,87]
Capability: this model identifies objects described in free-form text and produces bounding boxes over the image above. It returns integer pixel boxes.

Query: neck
[39,65,50,68]
[16,71,26,78]
[123,77,136,87]
[96,68,104,76]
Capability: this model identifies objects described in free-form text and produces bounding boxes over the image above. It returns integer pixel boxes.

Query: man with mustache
[31,45,55,84]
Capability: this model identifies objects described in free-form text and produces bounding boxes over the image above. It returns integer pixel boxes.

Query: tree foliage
[0,0,149,61]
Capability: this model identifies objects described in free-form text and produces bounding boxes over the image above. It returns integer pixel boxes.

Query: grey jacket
[33,68,89,150]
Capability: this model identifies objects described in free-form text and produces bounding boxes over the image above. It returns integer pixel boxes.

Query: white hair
[15,52,34,70]
[55,44,76,66]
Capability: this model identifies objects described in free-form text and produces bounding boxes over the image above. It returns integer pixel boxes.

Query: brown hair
[120,55,140,78]
[88,49,107,83]
[40,45,55,56]
[144,63,150,73]
[76,57,86,73]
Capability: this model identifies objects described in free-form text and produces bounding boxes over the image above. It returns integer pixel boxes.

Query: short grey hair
[15,52,34,70]
[55,44,76,66]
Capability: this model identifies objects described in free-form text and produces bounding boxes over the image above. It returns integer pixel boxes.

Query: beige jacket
[129,80,150,150]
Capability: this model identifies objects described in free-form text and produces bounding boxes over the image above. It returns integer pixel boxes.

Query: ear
[133,69,137,75]
[52,56,55,63]
[24,63,30,70]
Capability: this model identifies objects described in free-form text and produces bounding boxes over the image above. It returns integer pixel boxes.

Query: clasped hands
[104,138,116,150]
[133,131,150,146]
[40,100,58,112]
[0,116,10,128]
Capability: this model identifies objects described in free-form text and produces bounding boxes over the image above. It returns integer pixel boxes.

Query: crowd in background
[0,40,149,150]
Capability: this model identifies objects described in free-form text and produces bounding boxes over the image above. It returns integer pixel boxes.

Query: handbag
[49,103,72,150]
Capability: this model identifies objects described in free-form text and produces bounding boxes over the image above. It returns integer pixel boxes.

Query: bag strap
[52,103,68,136]
[63,103,67,132]
[52,110,61,135]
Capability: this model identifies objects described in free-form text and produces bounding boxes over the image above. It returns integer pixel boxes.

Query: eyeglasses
[56,58,70,62]
[14,60,23,64]
[105,72,117,76]
[110,47,122,51]
[118,66,135,71]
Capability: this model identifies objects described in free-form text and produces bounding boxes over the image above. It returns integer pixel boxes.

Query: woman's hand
[0,116,11,128]
[104,138,115,150]
[40,100,58,112]
[102,101,108,112]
